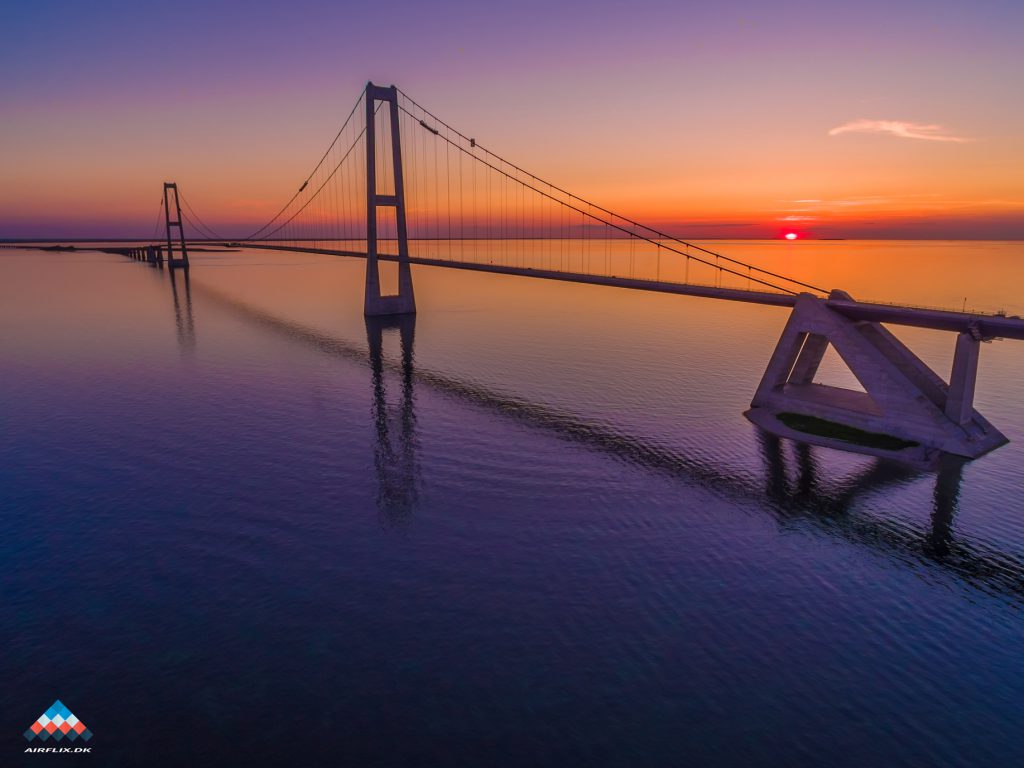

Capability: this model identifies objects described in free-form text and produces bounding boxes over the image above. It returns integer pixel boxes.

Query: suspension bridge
[98,82,1024,461]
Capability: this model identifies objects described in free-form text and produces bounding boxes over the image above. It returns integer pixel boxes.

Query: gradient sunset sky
[2,0,1022,239]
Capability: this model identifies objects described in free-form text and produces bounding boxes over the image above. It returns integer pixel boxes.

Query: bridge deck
[235,243,1024,341]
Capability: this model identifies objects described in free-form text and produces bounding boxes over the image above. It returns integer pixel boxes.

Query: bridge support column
[945,331,980,426]
[746,290,1007,461]
[364,82,415,317]
[787,332,829,385]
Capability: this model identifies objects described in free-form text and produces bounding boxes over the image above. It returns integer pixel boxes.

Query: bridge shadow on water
[164,270,1024,603]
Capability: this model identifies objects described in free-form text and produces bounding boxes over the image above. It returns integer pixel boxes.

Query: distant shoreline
[3,237,1024,244]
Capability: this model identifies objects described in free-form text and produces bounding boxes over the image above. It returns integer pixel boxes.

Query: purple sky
[2,0,1022,238]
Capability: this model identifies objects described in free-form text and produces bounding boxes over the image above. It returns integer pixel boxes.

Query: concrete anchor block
[747,292,1007,459]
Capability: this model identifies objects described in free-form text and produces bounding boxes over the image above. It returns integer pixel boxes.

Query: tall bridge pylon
[163,182,190,270]
[364,83,415,317]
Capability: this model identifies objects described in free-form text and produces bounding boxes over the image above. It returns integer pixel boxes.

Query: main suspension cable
[241,86,367,242]
[396,87,826,295]
[398,103,797,295]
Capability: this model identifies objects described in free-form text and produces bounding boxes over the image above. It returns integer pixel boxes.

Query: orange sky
[1,0,1022,239]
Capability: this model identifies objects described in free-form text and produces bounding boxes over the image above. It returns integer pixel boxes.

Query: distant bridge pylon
[162,182,189,270]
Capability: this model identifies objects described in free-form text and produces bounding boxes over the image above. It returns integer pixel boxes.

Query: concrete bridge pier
[746,290,1007,461]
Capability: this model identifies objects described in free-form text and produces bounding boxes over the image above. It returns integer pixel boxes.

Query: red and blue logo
[24,700,92,743]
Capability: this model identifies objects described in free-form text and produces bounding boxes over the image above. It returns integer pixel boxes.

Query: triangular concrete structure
[748,291,1007,459]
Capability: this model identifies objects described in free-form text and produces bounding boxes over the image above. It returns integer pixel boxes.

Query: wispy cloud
[781,194,1017,214]
[828,120,972,143]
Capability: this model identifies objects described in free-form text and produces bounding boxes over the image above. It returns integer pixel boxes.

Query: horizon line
[5,236,1024,244]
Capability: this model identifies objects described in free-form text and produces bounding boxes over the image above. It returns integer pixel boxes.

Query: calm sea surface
[2,240,1024,767]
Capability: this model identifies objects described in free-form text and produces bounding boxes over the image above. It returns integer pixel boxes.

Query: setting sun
[785,232,798,240]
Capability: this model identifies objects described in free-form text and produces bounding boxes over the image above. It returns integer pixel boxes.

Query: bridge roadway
[234,243,1024,342]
